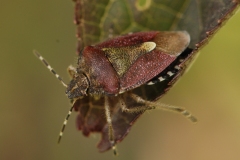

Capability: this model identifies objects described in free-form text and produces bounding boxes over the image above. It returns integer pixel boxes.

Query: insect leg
[153,102,197,122]
[67,65,77,78]
[119,95,152,113]
[129,93,197,123]
[104,96,118,155]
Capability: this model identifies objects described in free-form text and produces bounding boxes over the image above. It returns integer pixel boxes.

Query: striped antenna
[58,105,74,143]
[33,50,68,88]
[34,50,73,143]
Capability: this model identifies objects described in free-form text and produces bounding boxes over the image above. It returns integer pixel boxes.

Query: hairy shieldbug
[34,31,197,155]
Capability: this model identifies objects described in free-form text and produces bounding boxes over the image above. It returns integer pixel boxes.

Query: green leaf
[74,0,239,49]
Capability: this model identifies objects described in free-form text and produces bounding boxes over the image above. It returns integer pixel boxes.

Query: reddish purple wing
[120,50,176,91]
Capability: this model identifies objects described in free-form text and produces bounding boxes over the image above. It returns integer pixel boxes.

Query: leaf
[72,0,239,152]
[74,0,239,49]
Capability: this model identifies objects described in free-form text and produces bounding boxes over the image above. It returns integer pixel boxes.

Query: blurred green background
[1,1,240,160]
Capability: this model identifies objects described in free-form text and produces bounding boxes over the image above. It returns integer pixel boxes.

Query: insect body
[67,31,190,97]
[35,31,197,155]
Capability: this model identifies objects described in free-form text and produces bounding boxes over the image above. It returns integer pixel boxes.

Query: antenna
[33,50,68,88]
[58,105,74,143]
[34,50,73,143]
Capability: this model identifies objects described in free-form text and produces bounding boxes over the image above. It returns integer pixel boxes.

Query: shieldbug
[34,31,197,155]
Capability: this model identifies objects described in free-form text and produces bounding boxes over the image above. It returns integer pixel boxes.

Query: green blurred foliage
[0,1,240,160]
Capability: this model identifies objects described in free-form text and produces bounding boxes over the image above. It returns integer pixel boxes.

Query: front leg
[67,65,77,78]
